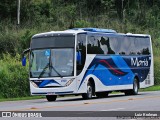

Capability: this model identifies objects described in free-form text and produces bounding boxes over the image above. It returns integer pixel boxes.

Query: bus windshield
[30,48,74,78]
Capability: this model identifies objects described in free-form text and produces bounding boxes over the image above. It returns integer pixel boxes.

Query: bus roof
[32,28,150,38]
[119,33,150,38]
[70,28,117,33]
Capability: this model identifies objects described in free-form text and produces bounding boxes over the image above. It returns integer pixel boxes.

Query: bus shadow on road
[31,92,146,103]
[55,92,145,102]
[55,94,125,102]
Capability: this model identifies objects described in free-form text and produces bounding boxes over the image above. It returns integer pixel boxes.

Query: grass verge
[139,85,160,92]
[0,96,45,102]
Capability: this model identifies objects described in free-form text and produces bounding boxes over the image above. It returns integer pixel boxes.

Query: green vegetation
[0,96,44,102]
[0,0,160,99]
[154,57,160,85]
[0,54,30,98]
[140,85,160,92]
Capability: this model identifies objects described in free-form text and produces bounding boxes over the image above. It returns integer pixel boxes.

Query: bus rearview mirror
[21,48,30,66]
[22,57,26,66]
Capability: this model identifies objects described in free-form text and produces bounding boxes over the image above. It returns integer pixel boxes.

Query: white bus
[22,28,154,101]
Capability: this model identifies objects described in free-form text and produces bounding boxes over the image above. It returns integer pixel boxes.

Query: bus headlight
[31,81,38,88]
[65,79,74,87]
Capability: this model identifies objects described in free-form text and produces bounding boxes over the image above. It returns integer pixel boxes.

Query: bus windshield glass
[30,48,74,78]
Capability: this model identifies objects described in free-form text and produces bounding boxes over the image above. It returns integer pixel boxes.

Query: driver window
[77,34,86,75]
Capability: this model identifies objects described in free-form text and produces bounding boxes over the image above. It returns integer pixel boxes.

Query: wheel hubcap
[134,81,138,93]
[87,86,92,98]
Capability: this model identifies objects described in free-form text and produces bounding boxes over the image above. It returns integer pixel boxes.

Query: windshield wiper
[50,65,63,78]
[49,54,63,78]
[38,51,63,78]
[38,63,49,79]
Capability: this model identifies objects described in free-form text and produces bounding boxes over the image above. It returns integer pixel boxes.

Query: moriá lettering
[131,58,148,67]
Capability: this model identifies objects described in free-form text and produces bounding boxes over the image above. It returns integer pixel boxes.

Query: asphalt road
[0,91,160,120]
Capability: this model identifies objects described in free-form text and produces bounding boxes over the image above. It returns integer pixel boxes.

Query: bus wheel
[82,81,93,99]
[96,92,108,98]
[132,78,139,95]
[125,78,139,95]
[46,95,57,102]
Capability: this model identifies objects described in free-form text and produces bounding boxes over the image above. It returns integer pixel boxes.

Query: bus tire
[46,95,57,102]
[132,77,139,95]
[96,92,108,98]
[125,77,139,95]
[82,81,93,99]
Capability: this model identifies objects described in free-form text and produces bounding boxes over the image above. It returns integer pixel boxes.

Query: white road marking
[101,108,125,111]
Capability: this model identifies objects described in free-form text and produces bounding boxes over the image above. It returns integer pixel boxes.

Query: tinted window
[87,35,151,55]
[87,35,116,54]
[134,37,151,55]
[77,34,86,50]
[77,34,86,75]
[31,36,75,49]
[110,36,151,55]
[111,36,135,55]
[87,36,104,54]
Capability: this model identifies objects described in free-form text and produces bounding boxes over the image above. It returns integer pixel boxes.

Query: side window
[110,36,138,55]
[109,36,121,55]
[87,36,104,54]
[87,35,116,54]
[129,37,136,55]
[135,37,151,55]
[77,34,86,75]
[99,36,115,54]
[117,36,130,55]
[86,35,151,56]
